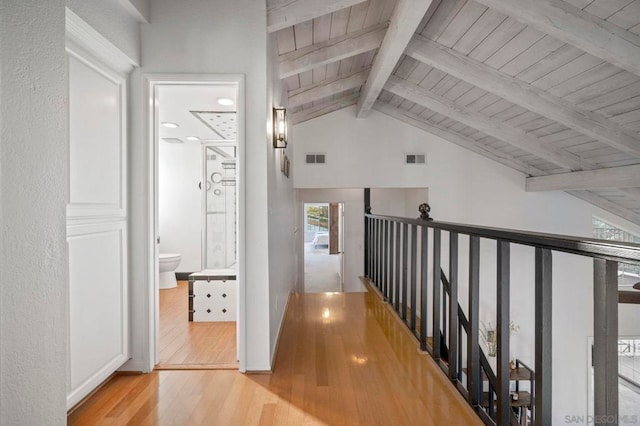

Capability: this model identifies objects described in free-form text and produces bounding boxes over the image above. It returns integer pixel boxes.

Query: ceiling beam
[267,0,367,33]
[526,164,640,192]
[567,190,640,226]
[289,69,369,107]
[375,103,640,226]
[406,36,640,159]
[385,75,581,170]
[472,0,640,78]
[373,102,547,176]
[291,93,359,125]
[356,0,436,118]
[280,23,387,79]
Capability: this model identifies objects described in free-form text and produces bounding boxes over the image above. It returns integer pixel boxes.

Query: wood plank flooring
[157,281,237,369]
[69,286,481,425]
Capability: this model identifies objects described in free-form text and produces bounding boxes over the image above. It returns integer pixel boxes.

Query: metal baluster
[468,236,481,407]
[394,221,401,313]
[372,219,377,287]
[420,226,429,352]
[383,220,388,299]
[410,224,418,332]
[449,232,459,381]
[402,223,409,321]
[433,229,441,360]
[368,218,373,279]
[376,219,381,288]
[535,248,552,425]
[496,240,510,426]
[388,222,395,304]
[364,216,369,278]
[593,259,619,421]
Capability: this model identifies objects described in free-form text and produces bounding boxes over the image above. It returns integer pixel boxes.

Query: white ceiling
[158,85,237,145]
[270,0,640,225]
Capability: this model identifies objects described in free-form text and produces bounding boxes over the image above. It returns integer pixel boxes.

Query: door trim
[143,74,247,372]
[66,8,137,75]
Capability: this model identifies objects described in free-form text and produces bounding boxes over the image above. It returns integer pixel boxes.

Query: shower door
[202,143,237,270]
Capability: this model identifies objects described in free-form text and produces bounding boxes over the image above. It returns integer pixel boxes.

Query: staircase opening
[364,209,640,425]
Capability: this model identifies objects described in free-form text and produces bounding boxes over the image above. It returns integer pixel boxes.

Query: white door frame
[143,74,246,372]
[302,201,346,292]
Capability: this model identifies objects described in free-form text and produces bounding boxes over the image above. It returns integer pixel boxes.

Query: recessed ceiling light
[217,98,234,106]
[162,122,179,128]
[186,136,200,141]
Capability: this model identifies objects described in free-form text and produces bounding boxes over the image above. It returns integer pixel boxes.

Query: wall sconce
[273,107,287,149]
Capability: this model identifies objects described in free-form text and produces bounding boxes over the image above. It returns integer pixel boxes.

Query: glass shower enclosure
[201,142,237,270]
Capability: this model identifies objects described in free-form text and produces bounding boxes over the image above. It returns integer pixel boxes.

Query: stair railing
[364,210,640,426]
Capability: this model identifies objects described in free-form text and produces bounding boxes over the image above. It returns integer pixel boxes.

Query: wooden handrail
[619,290,640,304]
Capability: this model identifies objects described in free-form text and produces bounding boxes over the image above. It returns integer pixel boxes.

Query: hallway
[69,285,480,425]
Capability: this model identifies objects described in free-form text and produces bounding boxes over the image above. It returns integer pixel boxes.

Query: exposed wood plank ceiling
[270,0,640,225]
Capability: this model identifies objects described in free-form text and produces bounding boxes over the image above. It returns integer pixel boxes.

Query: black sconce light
[273,107,287,149]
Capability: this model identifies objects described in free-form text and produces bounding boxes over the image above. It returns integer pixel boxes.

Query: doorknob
[157,237,160,244]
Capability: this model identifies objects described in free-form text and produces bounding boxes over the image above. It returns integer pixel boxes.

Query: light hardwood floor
[69,285,481,425]
[157,281,237,369]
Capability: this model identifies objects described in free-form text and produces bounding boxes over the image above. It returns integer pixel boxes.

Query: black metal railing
[364,211,640,426]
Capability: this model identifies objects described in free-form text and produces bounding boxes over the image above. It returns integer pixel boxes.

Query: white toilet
[159,253,182,289]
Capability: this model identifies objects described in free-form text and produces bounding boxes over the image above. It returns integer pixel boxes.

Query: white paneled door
[66,45,129,409]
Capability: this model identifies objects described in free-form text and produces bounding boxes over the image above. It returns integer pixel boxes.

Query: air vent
[405,153,426,164]
[305,153,326,164]
[162,138,184,144]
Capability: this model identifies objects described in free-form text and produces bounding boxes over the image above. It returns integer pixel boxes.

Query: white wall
[293,109,431,189]
[0,3,68,423]
[266,31,297,364]
[129,0,274,371]
[1,1,141,423]
[296,189,366,293]
[370,188,429,218]
[292,106,640,422]
[158,142,201,272]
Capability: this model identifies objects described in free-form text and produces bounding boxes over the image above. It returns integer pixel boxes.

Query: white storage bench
[188,269,237,322]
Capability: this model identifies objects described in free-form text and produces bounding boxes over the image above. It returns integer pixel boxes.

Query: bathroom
[157,84,239,368]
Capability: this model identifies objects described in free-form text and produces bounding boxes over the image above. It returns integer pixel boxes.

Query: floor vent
[405,153,426,164]
[305,153,326,164]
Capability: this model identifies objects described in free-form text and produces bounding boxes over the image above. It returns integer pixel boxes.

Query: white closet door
[66,47,129,409]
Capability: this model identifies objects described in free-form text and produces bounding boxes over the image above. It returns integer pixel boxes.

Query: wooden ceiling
[269,0,640,225]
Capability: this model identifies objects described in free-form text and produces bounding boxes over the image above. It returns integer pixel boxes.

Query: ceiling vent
[305,153,326,164]
[405,153,426,164]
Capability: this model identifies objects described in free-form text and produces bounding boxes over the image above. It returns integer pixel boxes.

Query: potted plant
[481,321,520,359]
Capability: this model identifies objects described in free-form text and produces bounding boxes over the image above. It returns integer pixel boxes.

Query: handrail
[365,213,640,264]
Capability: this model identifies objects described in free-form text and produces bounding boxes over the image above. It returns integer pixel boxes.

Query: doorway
[146,75,245,371]
[303,203,344,292]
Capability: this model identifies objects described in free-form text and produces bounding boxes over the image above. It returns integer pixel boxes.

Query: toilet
[159,253,182,289]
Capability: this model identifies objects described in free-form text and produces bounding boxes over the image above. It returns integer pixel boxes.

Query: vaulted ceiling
[268,0,640,226]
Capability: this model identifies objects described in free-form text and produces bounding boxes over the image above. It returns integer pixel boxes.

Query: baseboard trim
[269,291,293,372]
[154,362,239,371]
[66,372,117,416]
